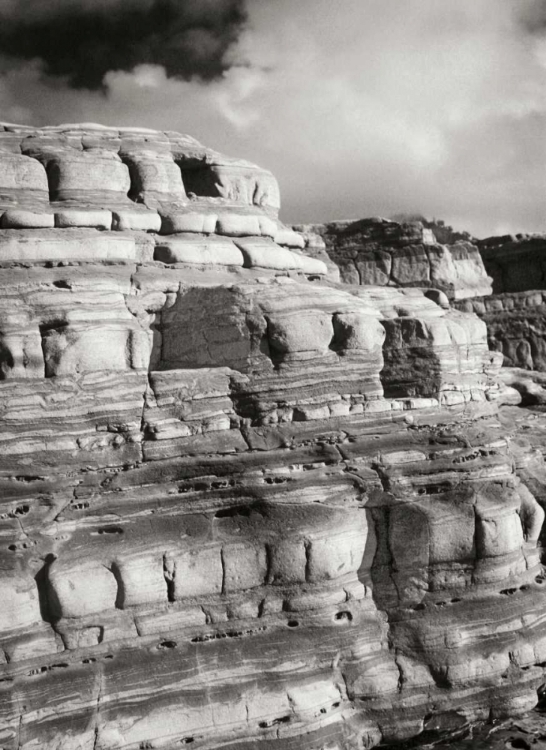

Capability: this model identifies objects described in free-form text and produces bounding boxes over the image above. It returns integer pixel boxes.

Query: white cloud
[0,0,544,237]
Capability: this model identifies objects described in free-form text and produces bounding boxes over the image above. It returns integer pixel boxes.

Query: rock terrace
[1,124,546,750]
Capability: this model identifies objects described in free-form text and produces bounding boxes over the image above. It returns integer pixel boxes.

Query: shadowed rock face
[1,125,546,750]
[454,236,546,374]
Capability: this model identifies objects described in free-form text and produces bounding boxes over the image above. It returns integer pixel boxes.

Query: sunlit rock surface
[1,124,546,750]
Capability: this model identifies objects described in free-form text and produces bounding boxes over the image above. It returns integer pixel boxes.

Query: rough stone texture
[456,291,546,371]
[448,236,546,374]
[1,125,546,750]
[294,217,492,300]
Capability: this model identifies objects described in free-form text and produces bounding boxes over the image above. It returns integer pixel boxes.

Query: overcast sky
[0,0,545,238]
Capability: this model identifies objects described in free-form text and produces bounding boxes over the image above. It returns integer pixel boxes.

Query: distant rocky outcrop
[1,124,546,750]
[454,235,546,372]
[294,217,492,300]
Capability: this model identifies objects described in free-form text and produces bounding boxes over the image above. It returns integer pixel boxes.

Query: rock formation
[306,218,546,379]
[293,217,492,300]
[454,235,546,374]
[2,124,546,750]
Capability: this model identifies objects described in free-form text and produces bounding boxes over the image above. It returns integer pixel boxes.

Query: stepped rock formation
[306,217,546,379]
[293,218,492,300]
[2,124,546,750]
[454,235,546,373]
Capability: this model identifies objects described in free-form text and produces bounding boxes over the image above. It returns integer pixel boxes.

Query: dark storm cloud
[0,0,247,89]
[519,0,546,33]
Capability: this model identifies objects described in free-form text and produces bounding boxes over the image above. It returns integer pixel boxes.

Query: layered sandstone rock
[1,124,546,750]
[454,236,546,372]
[456,291,546,371]
[294,217,492,300]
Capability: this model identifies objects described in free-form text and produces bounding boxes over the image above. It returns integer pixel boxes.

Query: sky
[0,0,545,238]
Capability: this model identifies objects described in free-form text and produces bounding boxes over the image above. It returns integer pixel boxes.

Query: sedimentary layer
[1,125,546,750]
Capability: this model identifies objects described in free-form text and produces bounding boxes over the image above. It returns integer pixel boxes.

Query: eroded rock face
[453,236,546,373]
[294,218,492,300]
[456,291,546,372]
[1,124,546,750]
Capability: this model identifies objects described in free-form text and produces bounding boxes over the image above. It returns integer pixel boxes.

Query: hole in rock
[28,662,68,677]
[82,658,96,664]
[0,340,14,381]
[209,479,236,490]
[452,451,481,464]
[39,320,68,378]
[52,280,71,289]
[28,666,49,676]
[429,666,452,689]
[320,708,327,714]
[417,484,451,496]
[536,576,545,585]
[287,620,299,628]
[520,585,530,591]
[334,611,353,623]
[71,502,90,511]
[103,654,114,660]
[214,505,253,519]
[179,739,194,745]
[259,716,291,729]
[507,739,531,750]
[9,504,30,517]
[500,588,517,596]
[158,640,177,650]
[92,526,124,535]
[190,627,266,644]
[332,702,340,708]
[178,164,221,198]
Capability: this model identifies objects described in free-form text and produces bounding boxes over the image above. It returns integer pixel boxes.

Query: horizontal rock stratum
[1,123,546,750]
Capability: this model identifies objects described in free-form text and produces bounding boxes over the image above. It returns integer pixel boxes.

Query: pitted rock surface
[1,124,546,750]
